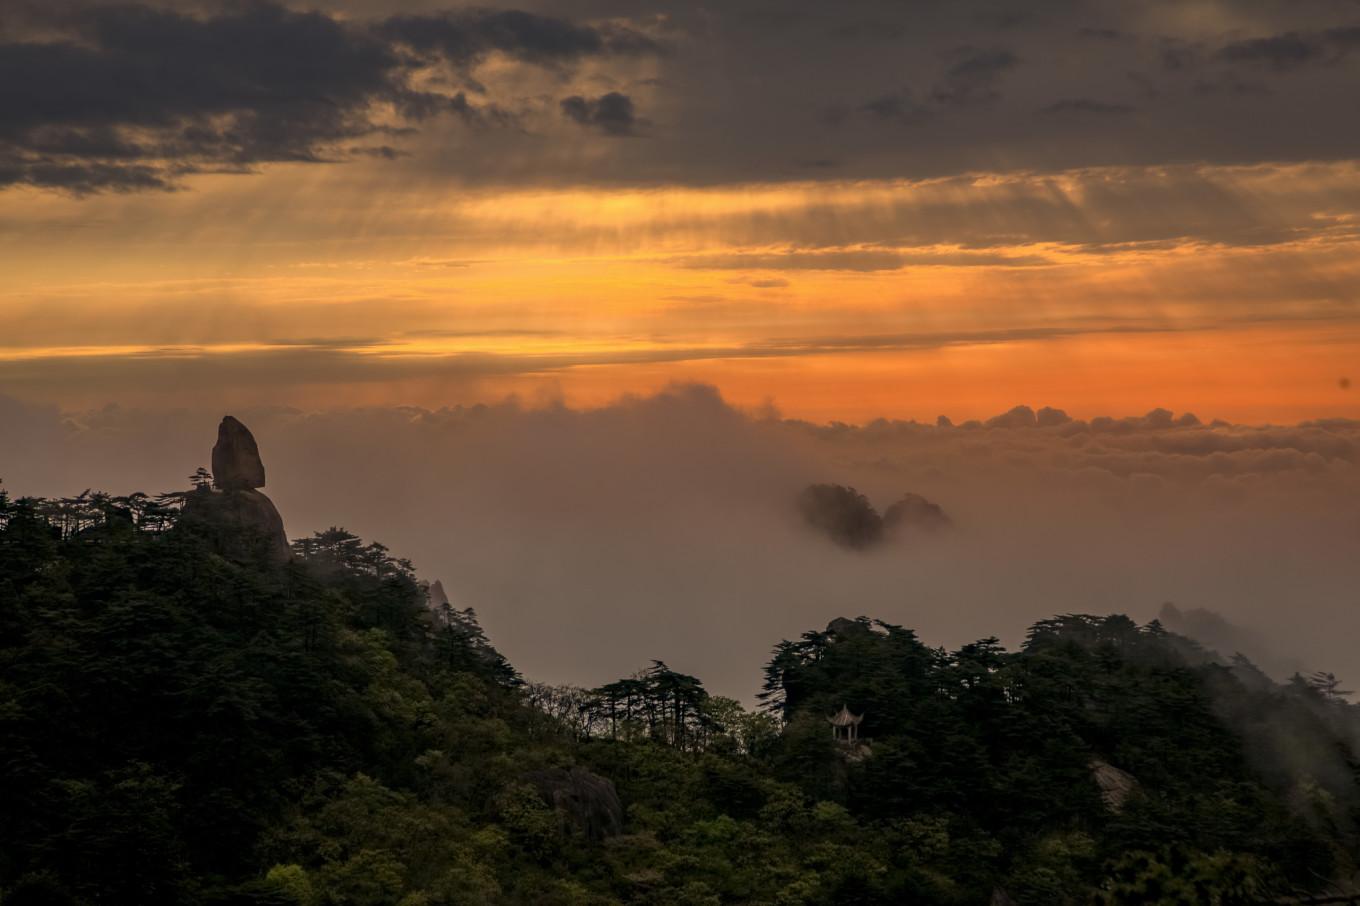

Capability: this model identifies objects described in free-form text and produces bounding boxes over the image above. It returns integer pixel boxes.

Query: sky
[3,0,1360,695]
[2,0,1359,422]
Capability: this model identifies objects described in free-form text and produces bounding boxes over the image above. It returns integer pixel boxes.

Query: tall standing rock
[212,416,266,490]
[183,416,290,564]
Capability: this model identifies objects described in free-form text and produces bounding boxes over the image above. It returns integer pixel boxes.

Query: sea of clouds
[3,385,1357,700]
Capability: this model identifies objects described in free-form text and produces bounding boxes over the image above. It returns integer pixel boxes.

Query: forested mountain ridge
[1,476,1358,905]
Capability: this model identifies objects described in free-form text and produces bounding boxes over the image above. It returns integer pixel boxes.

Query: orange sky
[6,0,1360,424]
[2,161,1357,423]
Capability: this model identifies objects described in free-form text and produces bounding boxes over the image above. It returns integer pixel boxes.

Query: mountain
[1,419,1358,904]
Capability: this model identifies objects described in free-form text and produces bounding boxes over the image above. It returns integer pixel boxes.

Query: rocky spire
[212,416,266,490]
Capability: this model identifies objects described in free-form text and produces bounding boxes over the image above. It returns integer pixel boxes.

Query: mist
[2,385,1357,700]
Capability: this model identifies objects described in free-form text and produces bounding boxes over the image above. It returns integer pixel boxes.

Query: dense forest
[2,482,1359,905]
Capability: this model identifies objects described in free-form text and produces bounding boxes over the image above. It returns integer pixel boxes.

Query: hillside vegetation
[1,486,1358,905]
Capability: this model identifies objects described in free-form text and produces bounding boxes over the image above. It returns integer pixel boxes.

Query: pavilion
[827,705,864,745]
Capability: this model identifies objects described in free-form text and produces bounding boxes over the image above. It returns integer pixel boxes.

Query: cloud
[376,9,659,68]
[560,92,641,136]
[858,91,930,124]
[3,385,1359,699]
[931,47,1019,108]
[0,1,660,192]
[985,405,1038,428]
[8,0,1360,191]
[0,320,1257,404]
[1214,28,1360,72]
[679,249,1051,271]
[1,2,403,190]
[856,47,1020,125]
[1158,602,1300,678]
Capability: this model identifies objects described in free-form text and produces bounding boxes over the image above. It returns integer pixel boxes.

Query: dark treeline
[1,481,1359,905]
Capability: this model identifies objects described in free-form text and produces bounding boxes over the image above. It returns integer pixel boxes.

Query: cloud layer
[3,385,1357,699]
[0,1,659,191]
[7,0,1360,192]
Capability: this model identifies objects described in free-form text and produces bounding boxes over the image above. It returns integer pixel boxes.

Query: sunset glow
[5,161,1359,422]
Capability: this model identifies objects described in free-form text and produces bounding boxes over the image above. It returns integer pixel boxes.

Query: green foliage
[1097,848,1274,905]
[264,864,316,906]
[1,492,1358,904]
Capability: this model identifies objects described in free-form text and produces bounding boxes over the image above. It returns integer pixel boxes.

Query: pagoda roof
[827,704,863,726]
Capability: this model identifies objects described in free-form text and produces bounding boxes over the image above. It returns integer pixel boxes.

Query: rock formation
[1089,758,1140,813]
[211,416,266,490]
[797,484,883,550]
[882,492,952,533]
[182,416,290,564]
[799,484,951,549]
[525,766,624,841]
[826,616,876,639]
[991,887,1019,906]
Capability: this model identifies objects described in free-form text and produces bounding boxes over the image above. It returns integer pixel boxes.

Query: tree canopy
[1,482,1358,905]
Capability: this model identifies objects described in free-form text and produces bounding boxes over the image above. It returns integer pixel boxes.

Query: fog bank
[2,387,1357,699]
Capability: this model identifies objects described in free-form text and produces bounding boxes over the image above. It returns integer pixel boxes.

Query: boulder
[826,617,875,639]
[525,767,624,841]
[181,487,290,564]
[1089,758,1140,813]
[212,416,266,490]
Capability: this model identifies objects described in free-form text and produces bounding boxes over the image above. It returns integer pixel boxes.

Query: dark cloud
[855,47,1019,126]
[7,0,1360,192]
[376,9,659,67]
[1216,26,1360,71]
[0,2,404,190]
[858,91,930,124]
[1328,26,1360,49]
[1191,73,1271,96]
[560,91,640,136]
[932,47,1019,107]
[0,1,658,192]
[2,160,171,193]
[1217,32,1330,70]
[348,145,409,160]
